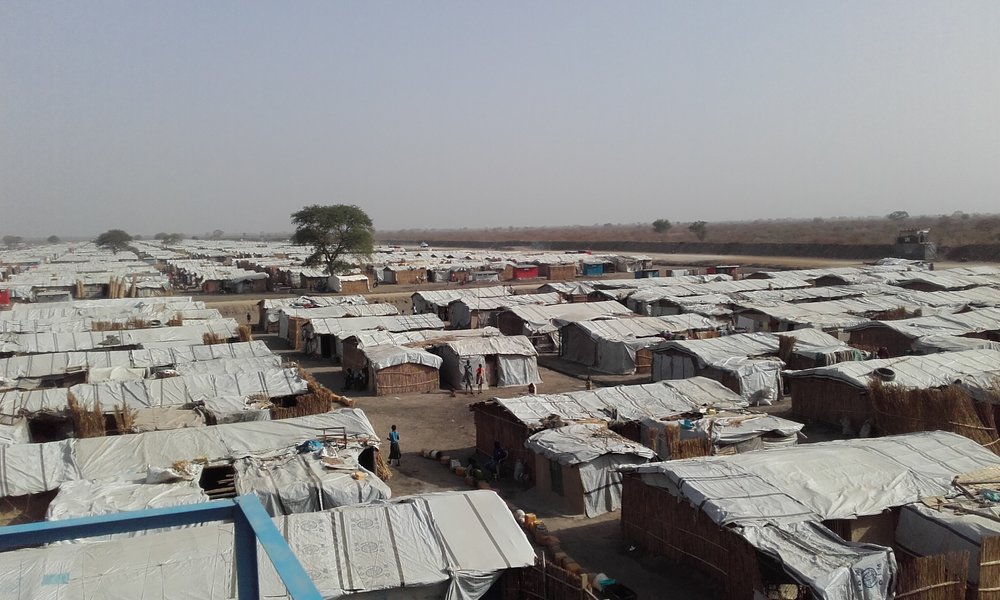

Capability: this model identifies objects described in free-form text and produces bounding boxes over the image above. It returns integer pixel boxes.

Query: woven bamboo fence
[974,536,1000,600]
[471,402,535,464]
[790,378,874,428]
[896,551,969,600]
[373,363,439,396]
[868,380,1000,451]
[502,559,599,600]
[620,475,763,600]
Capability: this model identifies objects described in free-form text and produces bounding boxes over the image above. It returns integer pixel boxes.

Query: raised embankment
[382,239,1000,262]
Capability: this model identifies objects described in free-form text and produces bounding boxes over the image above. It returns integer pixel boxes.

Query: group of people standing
[342,367,369,391]
[462,359,486,395]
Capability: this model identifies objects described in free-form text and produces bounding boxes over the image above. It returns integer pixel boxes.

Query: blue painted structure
[582,263,604,277]
[0,495,322,600]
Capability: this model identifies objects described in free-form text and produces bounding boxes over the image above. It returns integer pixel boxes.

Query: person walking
[475,363,485,395]
[388,425,401,466]
[462,360,474,395]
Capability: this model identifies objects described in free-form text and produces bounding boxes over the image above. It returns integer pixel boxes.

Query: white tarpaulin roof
[73,409,379,482]
[0,440,82,497]
[0,490,535,600]
[626,431,1000,526]
[69,367,308,411]
[494,377,747,427]
[361,344,443,370]
[46,477,209,541]
[0,388,74,415]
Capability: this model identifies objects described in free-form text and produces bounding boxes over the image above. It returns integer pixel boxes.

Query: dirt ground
[260,333,707,600]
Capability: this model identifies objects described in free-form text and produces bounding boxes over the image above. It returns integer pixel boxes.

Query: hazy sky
[2,2,999,237]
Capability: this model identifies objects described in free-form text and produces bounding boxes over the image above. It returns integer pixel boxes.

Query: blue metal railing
[0,494,323,600]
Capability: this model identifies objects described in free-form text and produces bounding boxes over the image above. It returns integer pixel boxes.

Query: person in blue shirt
[388,425,401,466]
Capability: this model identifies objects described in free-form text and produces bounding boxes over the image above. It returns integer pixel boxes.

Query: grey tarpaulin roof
[846,307,1000,339]
[345,326,503,349]
[525,423,655,465]
[0,320,240,354]
[0,309,224,333]
[625,431,1000,526]
[503,301,633,333]
[493,377,747,428]
[262,295,367,309]
[0,489,535,600]
[567,315,723,340]
[438,335,538,357]
[171,355,284,376]
[739,522,895,600]
[449,292,562,310]
[912,335,1000,354]
[411,286,510,309]
[896,502,1000,584]
[279,303,399,319]
[234,451,391,516]
[307,314,445,336]
[361,344,443,370]
[784,349,1000,396]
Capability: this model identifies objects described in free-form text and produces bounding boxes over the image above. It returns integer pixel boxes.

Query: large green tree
[652,219,672,234]
[688,220,708,241]
[95,229,133,254]
[291,205,375,275]
[47,235,61,244]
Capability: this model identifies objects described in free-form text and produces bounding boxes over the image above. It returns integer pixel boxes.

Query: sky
[2,1,999,238]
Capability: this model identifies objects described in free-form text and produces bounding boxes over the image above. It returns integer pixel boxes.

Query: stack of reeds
[125,316,148,330]
[202,332,224,345]
[74,279,84,299]
[869,379,999,450]
[664,422,713,459]
[68,393,106,438]
[112,404,136,434]
[375,449,393,481]
[90,320,117,332]
[237,325,253,343]
[167,313,184,327]
[298,367,353,408]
